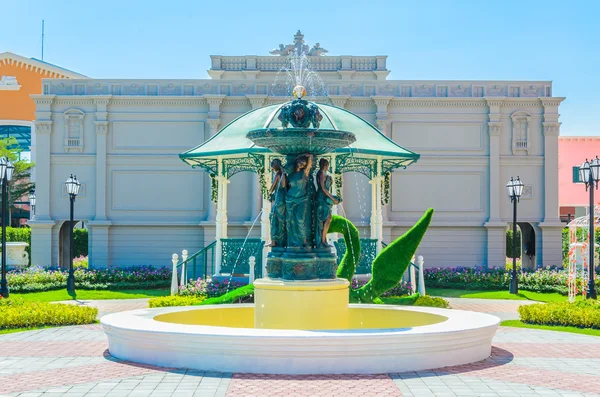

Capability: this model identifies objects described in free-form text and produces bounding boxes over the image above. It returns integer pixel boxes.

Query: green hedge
[519,300,600,329]
[0,298,97,329]
[149,295,205,308]
[506,229,521,259]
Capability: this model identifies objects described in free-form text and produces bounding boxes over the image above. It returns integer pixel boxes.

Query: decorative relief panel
[63,109,84,152]
[160,83,181,96]
[487,85,506,96]
[522,85,544,97]
[341,85,362,96]
[413,84,434,97]
[521,185,533,199]
[124,83,146,95]
[450,85,470,97]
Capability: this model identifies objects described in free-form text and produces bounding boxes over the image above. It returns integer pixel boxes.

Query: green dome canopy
[179,101,419,177]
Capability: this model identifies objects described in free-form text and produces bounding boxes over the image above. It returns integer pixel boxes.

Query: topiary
[350,208,434,303]
[328,215,361,282]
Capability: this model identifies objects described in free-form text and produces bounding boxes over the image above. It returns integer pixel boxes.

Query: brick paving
[1,298,599,396]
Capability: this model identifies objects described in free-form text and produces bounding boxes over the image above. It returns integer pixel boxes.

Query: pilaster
[32,120,53,221]
[541,97,564,225]
[372,96,392,137]
[205,116,222,223]
[484,98,505,225]
[28,221,56,268]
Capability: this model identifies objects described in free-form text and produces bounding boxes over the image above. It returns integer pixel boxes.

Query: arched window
[63,109,85,152]
[511,111,531,155]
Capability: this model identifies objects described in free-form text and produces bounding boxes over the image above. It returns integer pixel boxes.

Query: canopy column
[214,158,229,274]
[260,155,272,276]
[370,157,384,253]
[329,154,339,248]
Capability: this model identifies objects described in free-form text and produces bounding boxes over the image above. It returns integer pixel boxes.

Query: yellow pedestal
[254,278,350,330]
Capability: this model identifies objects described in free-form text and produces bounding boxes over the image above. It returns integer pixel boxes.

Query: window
[183,85,194,96]
[73,84,86,95]
[63,109,85,152]
[110,84,122,95]
[436,86,447,97]
[509,86,520,97]
[400,86,411,97]
[511,111,531,155]
[148,84,158,96]
[473,86,484,97]
[545,86,552,97]
[573,166,583,183]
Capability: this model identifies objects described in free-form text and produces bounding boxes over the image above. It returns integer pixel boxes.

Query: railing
[175,241,217,288]
[220,238,264,277]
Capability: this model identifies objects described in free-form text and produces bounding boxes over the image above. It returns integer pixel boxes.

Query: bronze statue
[285,154,314,248]
[266,159,287,248]
[315,158,340,248]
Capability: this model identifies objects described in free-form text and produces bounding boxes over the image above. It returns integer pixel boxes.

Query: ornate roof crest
[269,30,329,56]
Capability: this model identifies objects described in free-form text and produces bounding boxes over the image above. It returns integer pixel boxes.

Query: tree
[0,137,35,223]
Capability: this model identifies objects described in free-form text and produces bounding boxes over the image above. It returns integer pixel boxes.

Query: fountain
[101,57,499,375]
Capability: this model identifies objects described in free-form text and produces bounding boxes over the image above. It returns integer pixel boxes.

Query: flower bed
[519,300,600,329]
[0,297,98,329]
[178,278,247,298]
[7,266,171,293]
[423,266,595,295]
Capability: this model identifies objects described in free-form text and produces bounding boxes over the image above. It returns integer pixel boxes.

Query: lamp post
[28,189,36,220]
[0,157,14,298]
[506,176,524,295]
[579,157,600,299]
[65,175,81,294]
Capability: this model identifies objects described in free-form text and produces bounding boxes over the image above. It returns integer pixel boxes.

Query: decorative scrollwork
[223,155,263,178]
[335,154,376,179]
[210,174,218,203]
[190,159,218,175]
[381,172,391,205]
[382,159,411,175]
[220,238,265,275]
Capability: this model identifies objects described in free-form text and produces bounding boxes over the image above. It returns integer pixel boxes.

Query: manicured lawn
[427,288,574,303]
[501,320,600,337]
[11,289,170,302]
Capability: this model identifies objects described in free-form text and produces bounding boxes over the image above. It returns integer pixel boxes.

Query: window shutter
[573,166,581,183]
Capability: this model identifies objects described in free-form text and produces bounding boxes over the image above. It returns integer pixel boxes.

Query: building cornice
[0,52,86,78]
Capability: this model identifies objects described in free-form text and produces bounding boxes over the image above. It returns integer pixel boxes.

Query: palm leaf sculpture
[197,208,434,305]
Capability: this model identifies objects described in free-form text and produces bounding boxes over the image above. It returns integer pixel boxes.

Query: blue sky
[1,0,598,135]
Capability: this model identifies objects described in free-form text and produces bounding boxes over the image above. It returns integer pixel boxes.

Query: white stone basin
[101,304,500,374]
[5,242,29,268]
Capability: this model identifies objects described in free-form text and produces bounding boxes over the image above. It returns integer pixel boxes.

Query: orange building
[0,52,85,224]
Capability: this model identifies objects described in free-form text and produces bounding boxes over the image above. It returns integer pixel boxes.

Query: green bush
[73,229,88,258]
[197,284,255,305]
[383,293,449,308]
[0,298,97,329]
[519,300,600,329]
[149,295,205,308]
[506,229,521,258]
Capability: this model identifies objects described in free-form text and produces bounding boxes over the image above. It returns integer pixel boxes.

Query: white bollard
[180,250,188,287]
[171,254,179,296]
[417,255,426,296]
[410,255,417,294]
[249,256,256,284]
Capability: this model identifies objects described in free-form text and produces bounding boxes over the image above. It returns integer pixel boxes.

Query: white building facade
[29,33,565,270]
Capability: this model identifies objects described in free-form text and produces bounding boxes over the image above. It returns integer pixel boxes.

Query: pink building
[558,137,600,221]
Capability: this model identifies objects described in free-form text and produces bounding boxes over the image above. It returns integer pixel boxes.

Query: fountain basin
[101,304,499,374]
[246,128,356,155]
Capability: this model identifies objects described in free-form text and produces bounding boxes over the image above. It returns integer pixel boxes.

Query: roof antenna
[41,20,45,61]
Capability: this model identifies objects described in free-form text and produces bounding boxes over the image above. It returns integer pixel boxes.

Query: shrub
[383,293,450,308]
[149,295,205,308]
[178,278,247,298]
[7,266,171,293]
[197,284,255,305]
[505,257,522,271]
[424,266,592,295]
[73,256,88,269]
[506,229,521,259]
[0,297,97,329]
[519,300,600,329]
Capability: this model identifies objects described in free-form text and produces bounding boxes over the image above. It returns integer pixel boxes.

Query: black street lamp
[507,176,524,295]
[579,157,600,299]
[28,189,36,220]
[65,175,81,294]
[0,157,14,298]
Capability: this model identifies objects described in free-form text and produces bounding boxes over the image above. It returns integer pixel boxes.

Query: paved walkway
[1,324,599,397]
[4,296,591,396]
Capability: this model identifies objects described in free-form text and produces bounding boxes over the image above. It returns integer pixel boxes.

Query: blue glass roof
[0,125,31,151]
